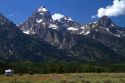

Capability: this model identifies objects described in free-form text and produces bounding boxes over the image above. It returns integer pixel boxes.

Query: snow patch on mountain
[23,30,30,34]
[84,31,90,35]
[111,23,115,27]
[95,29,99,32]
[114,34,121,37]
[23,30,36,34]
[92,25,96,28]
[105,28,110,32]
[42,23,46,26]
[80,30,85,34]
[37,6,48,12]
[117,30,125,36]
[64,17,73,21]
[49,24,58,29]
[67,27,78,31]
[36,19,43,23]
[80,29,91,35]
[80,26,85,29]
[67,17,73,21]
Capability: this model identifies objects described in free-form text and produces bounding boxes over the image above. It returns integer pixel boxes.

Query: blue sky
[0,0,125,27]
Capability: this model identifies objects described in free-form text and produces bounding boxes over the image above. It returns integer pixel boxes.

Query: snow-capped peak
[37,6,48,12]
[52,13,65,21]
[63,17,73,21]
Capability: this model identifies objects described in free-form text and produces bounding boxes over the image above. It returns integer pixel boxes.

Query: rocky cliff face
[0,13,71,62]
[19,6,125,63]
[19,6,125,49]
[19,6,81,48]
[1,5,125,63]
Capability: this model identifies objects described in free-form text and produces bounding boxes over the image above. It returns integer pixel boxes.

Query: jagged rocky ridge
[19,6,125,45]
[19,6,125,63]
[0,6,125,63]
[0,13,74,62]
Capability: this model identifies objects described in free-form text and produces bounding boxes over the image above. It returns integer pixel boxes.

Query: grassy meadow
[0,73,125,83]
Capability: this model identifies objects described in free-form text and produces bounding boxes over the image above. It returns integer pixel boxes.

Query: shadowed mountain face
[0,6,125,63]
[0,13,73,62]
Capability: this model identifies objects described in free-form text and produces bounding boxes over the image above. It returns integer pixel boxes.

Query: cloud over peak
[52,13,65,21]
[97,0,125,18]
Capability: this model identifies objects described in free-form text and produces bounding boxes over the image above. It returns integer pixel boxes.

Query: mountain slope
[19,6,125,63]
[0,13,71,62]
[19,6,89,49]
[85,16,125,57]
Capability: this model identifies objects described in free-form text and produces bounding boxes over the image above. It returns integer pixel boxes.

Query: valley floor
[0,73,125,83]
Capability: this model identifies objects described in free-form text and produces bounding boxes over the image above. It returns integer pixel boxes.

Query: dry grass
[0,73,125,83]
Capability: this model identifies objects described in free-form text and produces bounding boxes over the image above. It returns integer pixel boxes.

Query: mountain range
[0,6,125,63]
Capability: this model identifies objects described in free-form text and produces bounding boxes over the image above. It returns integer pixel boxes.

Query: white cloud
[8,14,14,17]
[52,13,65,21]
[91,15,97,19]
[8,13,22,17]
[97,0,125,18]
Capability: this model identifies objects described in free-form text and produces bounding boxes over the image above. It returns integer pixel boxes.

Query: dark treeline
[1,61,125,74]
